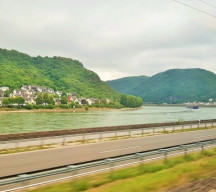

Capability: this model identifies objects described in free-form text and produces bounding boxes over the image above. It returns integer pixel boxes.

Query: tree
[62,91,67,97]
[120,94,143,108]
[60,96,68,105]
[68,101,75,108]
[43,93,49,104]
[15,96,25,106]
[120,94,128,106]
[4,90,11,97]
[48,95,55,105]
[2,98,10,106]
[2,96,25,106]
[36,94,43,105]
[36,93,54,105]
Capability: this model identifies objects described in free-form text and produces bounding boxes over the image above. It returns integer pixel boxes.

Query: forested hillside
[0,49,119,99]
[106,69,216,103]
[106,76,148,94]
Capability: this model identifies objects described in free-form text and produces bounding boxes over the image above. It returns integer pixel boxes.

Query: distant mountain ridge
[0,48,119,99]
[106,68,216,103]
[106,76,148,94]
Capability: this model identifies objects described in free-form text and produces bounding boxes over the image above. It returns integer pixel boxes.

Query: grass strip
[29,148,216,192]
[0,145,54,155]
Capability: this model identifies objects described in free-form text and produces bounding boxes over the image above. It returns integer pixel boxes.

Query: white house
[0,87,9,92]
[86,98,96,105]
[25,98,36,105]
[106,99,111,103]
[0,98,3,106]
[47,88,54,94]
[0,90,4,97]
[55,91,62,97]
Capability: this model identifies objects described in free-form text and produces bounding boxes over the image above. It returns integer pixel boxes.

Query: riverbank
[0,107,137,113]
[1,106,215,135]
[143,103,216,108]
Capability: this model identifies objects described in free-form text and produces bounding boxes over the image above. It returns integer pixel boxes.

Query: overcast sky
[0,0,216,80]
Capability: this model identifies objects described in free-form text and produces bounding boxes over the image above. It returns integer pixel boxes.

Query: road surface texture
[0,128,216,178]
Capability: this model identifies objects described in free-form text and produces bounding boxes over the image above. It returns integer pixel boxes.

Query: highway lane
[0,128,216,178]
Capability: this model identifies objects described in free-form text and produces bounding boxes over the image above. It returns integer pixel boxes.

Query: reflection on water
[0,106,215,134]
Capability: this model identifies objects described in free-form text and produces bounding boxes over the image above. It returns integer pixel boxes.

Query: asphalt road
[0,128,216,178]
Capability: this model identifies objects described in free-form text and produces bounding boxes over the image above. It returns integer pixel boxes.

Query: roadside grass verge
[172,125,215,134]
[29,148,216,192]
[0,145,54,155]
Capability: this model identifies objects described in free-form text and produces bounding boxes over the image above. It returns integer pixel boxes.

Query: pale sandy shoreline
[0,107,137,113]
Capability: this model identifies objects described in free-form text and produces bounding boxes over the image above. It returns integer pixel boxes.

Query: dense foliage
[92,100,123,109]
[120,94,143,108]
[107,69,216,103]
[60,96,68,105]
[106,76,148,94]
[0,48,119,100]
[2,97,25,106]
[36,93,55,105]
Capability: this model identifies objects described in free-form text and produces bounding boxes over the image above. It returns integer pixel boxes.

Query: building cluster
[0,85,110,106]
[183,99,216,106]
[0,86,9,96]
[0,87,10,105]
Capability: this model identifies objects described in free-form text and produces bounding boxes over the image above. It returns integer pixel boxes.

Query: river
[0,106,216,134]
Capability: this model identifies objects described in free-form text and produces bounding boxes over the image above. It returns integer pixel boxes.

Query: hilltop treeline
[0,48,119,100]
[107,69,216,103]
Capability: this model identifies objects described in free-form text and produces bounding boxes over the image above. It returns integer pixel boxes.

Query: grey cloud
[0,0,215,80]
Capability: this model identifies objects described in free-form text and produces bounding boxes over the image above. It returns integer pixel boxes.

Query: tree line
[120,94,143,108]
[2,97,25,106]
[1,93,143,109]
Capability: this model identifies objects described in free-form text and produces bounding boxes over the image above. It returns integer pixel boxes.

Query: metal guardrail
[1,138,216,189]
[1,122,215,150]
[1,119,216,141]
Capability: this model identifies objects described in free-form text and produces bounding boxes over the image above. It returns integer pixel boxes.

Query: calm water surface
[0,106,216,134]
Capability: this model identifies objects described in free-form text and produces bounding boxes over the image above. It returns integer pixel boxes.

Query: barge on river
[187,105,199,109]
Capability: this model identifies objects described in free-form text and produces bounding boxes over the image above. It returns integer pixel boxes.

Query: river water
[0,106,216,134]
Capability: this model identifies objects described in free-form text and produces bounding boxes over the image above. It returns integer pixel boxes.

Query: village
[182,98,216,106]
[0,85,110,107]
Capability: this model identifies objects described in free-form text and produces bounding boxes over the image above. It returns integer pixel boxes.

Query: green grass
[0,145,54,155]
[29,148,216,192]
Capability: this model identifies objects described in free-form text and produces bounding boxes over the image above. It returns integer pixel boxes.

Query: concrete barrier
[0,119,216,142]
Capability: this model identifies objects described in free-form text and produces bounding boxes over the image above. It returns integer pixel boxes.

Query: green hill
[0,48,119,99]
[106,76,148,94]
[106,69,216,103]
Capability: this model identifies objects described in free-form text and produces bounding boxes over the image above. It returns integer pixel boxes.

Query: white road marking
[195,135,212,138]
[100,146,141,154]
